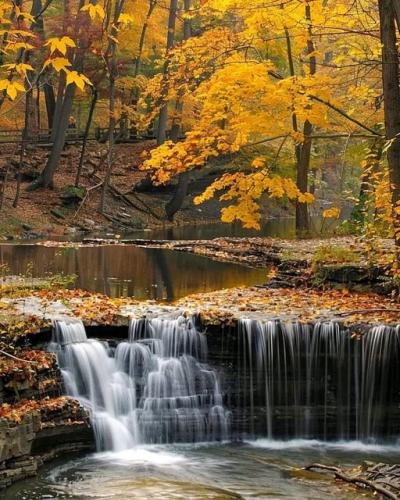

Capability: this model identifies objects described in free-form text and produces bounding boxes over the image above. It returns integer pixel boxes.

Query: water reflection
[124,216,336,241]
[0,245,266,300]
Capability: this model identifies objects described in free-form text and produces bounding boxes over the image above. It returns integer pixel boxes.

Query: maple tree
[0,0,399,267]
[140,0,385,233]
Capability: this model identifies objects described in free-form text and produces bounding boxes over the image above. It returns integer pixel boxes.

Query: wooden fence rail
[0,127,156,145]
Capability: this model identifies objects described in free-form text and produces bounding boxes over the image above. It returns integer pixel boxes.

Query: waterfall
[238,319,400,442]
[50,317,230,451]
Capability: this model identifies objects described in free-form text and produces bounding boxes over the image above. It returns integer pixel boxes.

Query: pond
[0,244,267,300]
[5,440,399,499]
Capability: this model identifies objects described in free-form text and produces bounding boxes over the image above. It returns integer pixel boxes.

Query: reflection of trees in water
[148,248,174,301]
[0,244,266,299]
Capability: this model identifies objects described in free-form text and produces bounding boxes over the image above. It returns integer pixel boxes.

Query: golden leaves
[194,167,314,230]
[43,57,72,72]
[0,79,24,100]
[323,207,341,219]
[81,2,105,21]
[1,63,33,76]
[65,70,92,90]
[45,36,76,56]
[0,396,81,424]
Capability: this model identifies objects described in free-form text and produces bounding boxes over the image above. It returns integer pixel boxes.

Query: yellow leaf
[322,207,341,219]
[45,37,76,56]
[81,3,105,21]
[6,81,24,100]
[1,63,33,76]
[118,13,135,25]
[252,157,266,169]
[44,57,72,72]
[65,70,92,90]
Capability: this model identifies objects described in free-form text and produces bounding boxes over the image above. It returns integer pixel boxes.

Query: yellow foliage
[322,207,341,219]
[45,37,76,56]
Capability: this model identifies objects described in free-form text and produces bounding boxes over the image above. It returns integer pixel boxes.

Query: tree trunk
[295,2,316,234]
[100,0,125,212]
[157,0,178,145]
[44,83,56,130]
[134,0,157,78]
[23,0,43,140]
[379,0,400,246]
[296,121,312,233]
[24,86,39,140]
[31,0,89,189]
[75,87,97,187]
[31,82,76,188]
[164,0,192,220]
[165,171,190,220]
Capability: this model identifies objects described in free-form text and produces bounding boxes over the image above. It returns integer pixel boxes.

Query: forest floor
[0,141,289,240]
[0,283,399,346]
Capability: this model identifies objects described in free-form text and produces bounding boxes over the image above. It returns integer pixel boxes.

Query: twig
[0,350,37,364]
[305,463,398,500]
[73,180,103,218]
[94,173,162,220]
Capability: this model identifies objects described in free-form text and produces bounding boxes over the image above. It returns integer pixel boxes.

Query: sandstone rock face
[0,351,95,491]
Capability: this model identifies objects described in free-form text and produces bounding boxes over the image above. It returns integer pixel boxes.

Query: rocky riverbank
[0,349,93,491]
[41,235,396,293]
[0,277,399,491]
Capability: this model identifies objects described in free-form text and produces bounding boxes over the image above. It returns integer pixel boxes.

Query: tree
[141,0,381,230]
[156,0,178,146]
[379,0,400,248]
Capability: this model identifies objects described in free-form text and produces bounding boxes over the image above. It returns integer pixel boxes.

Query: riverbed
[5,440,400,499]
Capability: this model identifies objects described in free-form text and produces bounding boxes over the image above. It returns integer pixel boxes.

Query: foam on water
[248,438,400,453]
[94,447,187,465]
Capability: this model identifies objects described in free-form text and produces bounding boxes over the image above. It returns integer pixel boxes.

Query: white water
[239,319,400,441]
[50,317,230,451]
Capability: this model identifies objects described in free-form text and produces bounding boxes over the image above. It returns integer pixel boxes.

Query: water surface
[119,216,333,241]
[0,244,266,300]
[5,441,398,499]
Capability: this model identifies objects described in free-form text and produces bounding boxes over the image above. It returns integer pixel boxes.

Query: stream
[2,221,399,499]
[5,441,400,499]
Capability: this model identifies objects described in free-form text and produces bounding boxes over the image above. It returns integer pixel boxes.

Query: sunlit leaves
[81,2,105,21]
[1,63,33,76]
[118,13,135,25]
[65,70,92,90]
[43,57,72,72]
[322,207,341,219]
[0,79,24,100]
[45,36,76,56]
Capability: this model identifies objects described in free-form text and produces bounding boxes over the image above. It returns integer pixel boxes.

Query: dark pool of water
[6,440,399,499]
[0,244,267,300]
[118,216,335,241]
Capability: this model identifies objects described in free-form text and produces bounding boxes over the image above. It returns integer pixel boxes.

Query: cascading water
[237,319,400,442]
[50,316,400,448]
[50,317,230,451]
